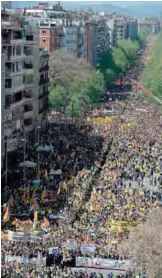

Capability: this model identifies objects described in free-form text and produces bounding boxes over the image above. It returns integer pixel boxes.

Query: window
[42,30,46,34]
[42,39,46,43]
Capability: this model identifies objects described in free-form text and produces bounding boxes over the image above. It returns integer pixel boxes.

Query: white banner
[5,255,46,266]
[8,231,42,242]
[76,257,132,270]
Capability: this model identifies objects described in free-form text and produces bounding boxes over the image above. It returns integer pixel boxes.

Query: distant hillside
[12,1,162,18]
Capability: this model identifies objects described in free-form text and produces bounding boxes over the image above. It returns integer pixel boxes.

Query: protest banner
[48,247,58,255]
[76,257,133,270]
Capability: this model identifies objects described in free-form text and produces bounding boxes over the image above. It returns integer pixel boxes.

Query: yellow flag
[34,211,38,223]
[3,205,10,223]
[61,182,67,191]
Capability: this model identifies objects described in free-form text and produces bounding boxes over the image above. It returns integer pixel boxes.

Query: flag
[33,211,38,229]
[21,188,27,205]
[42,217,50,229]
[57,185,61,195]
[61,181,67,191]
[8,195,14,208]
[34,211,38,223]
[3,205,10,223]
[44,168,48,177]
[41,190,48,200]
[33,198,40,212]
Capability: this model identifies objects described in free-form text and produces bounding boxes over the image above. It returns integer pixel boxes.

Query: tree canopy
[142,34,162,100]
[49,49,104,118]
[99,38,141,85]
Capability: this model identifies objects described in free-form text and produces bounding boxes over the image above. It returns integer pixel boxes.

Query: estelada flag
[41,190,48,200]
[90,194,96,202]
[34,211,38,222]
[33,198,40,212]
[8,195,14,208]
[61,181,67,191]
[3,205,10,223]
[42,217,50,228]
[57,185,61,195]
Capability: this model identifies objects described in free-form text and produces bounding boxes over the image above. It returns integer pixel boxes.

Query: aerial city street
[1,1,162,278]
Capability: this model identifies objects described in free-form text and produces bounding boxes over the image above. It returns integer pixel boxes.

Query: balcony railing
[39,65,49,72]
[39,78,49,86]
[39,90,49,99]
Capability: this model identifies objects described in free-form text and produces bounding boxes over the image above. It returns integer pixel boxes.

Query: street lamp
[37,126,41,176]
[21,138,26,181]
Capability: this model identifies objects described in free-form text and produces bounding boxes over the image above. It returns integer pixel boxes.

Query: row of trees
[142,34,162,100]
[49,28,149,117]
[49,49,104,118]
[99,28,149,85]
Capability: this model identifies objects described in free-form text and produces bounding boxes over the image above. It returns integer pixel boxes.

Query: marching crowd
[1,96,162,278]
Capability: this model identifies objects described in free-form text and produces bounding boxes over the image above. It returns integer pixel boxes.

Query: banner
[76,257,132,270]
[80,244,96,254]
[5,255,45,266]
[8,231,42,242]
[48,247,58,255]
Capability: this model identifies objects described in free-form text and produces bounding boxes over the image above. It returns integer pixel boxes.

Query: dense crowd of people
[1,96,162,278]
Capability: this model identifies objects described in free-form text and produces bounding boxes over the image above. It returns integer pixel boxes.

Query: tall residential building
[38,49,49,124]
[107,18,127,46]
[126,19,138,40]
[24,25,40,133]
[96,19,110,67]
[64,25,79,56]
[1,8,49,157]
[1,53,6,168]
[84,21,97,68]
[24,2,71,27]
[2,9,26,152]
[39,22,64,53]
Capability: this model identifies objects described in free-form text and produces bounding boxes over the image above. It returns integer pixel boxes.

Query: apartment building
[24,25,40,133]
[1,54,6,168]
[126,19,138,40]
[84,21,97,68]
[107,18,127,46]
[1,8,49,157]
[38,49,49,124]
[96,19,110,67]
[64,25,79,55]
[39,22,64,53]
[24,2,71,27]
[2,9,26,152]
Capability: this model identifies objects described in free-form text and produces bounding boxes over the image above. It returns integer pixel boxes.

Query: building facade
[1,8,49,157]
[39,22,64,53]
[126,19,138,40]
[38,49,49,124]
[107,18,127,46]
[96,19,110,67]
[1,53,6,168]
[84,22,97,68]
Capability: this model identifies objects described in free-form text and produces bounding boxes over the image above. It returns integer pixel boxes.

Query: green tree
[118,39,139,66]
[49,85,68,110]
[142,34,162,100]
[112,47,129,74]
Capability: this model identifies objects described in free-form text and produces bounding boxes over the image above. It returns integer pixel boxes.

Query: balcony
[10,99,25,110]
[2,38,25,45]
[24,110,34,119]
[39,90,49,99]
[7,53,26,62]
[39,65,49,72]
[39,78,49,86]
[6,69,25,77]
[5,84,25,95]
